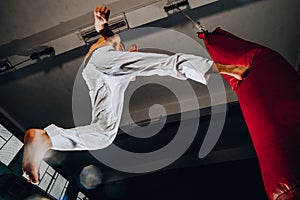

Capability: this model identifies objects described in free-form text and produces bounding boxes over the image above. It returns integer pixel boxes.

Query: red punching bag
[199,28,300,200]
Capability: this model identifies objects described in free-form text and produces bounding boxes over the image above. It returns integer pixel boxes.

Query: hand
[130,76,136,82]
[128,44,138,52]
[94,6,110,32]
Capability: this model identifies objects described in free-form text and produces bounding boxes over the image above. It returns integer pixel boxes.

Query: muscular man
[22,6,249,184]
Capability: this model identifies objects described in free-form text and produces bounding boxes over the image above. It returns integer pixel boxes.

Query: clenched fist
[94,6,110,32]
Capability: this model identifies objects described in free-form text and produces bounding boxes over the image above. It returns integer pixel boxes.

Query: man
[22,6,249,184]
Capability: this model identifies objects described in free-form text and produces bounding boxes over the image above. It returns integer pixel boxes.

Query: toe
[23,169,39,185]
[22,171,31,182]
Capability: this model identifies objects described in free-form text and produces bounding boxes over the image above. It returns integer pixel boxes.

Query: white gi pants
[45,46,213,151]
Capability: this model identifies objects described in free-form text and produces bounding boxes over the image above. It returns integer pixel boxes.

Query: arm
[84,6,124,61]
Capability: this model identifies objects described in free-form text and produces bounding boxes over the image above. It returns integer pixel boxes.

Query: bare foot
[213,63,250,80]
[223,65,250,80]
[22,129,52,184]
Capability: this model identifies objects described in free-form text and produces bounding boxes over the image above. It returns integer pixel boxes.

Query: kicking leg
[86,6,249,82]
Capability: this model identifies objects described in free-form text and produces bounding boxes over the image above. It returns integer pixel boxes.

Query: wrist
[99,23,115,38]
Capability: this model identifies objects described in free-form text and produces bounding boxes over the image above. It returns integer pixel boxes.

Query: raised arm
[84,6,124,61]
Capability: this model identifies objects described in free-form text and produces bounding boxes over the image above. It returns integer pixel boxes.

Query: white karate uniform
[45,46,213,151]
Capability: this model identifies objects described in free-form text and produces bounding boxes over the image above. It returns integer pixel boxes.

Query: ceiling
[0,0,299,198]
